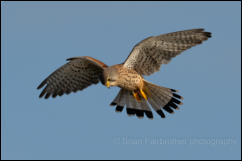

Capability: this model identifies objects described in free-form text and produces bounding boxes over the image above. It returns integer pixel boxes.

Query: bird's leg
[139,89,148,100]
[132,91,141,101]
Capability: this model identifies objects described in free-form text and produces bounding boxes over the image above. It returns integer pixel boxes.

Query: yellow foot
[132,91,141,101]
[140,89,148,100]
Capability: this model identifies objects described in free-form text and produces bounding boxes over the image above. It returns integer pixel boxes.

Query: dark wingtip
[44,93,51,99]
[172,93,184,100]
[171,97,183,105]
[157,110,166,118]
[126,108,136,115]
[170,89,178,92]
[163,106,174,114]
[39,87,47,98]
[66,57,79,61]
[58,91,64,96]
[110,102,117,106]
[160,96,183,113]
[115,106,124,112]
[193,28,211,39]
[203,31,212,38]
[39,93,44,98]
[37,80,46,90]
[52,93,57,98]
[193,28,204,32]
[144,111,153,119]
[126,109,153,119]
[169,102,179,110]
[136,110,144,118]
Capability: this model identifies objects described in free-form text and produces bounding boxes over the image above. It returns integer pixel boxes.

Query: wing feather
[37,56,107,99]
[123,28,211,75]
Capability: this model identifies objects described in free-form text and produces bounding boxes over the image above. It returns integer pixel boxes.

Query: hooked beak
[106,81,110,88]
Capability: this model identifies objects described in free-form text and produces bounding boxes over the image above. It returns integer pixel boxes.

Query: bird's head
[103,66,120,88]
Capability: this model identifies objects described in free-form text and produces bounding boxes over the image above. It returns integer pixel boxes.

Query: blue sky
[1,1,241,160]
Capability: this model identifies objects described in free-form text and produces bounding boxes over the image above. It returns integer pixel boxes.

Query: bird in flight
[37,28,211,119]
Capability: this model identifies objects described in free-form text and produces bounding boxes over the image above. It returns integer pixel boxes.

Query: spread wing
[123,28,211,75]
[37,56,108,99]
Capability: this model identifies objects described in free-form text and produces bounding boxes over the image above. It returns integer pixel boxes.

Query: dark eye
[108,78,115,82]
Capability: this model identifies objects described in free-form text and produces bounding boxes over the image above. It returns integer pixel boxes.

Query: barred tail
[144,80,183,118]
[110,81,183,119]
[110,89,154,119]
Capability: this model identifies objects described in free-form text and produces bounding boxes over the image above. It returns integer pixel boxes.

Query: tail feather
[110,89,153,119]
[110,89,125,112]
[110,81,183,119]
[127,93,152,118]
[144,80,183,118]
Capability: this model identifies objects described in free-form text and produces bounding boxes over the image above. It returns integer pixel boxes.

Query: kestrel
[37,28,211,119]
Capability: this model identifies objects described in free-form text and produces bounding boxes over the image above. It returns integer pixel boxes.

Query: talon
[140,89,148,100]
[132,91,141,101]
